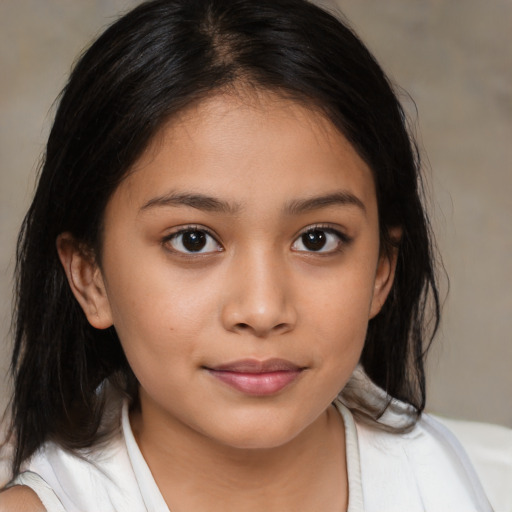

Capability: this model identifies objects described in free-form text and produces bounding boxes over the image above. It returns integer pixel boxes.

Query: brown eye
[166,228,222,254]
[302,230,327,251]
[291,227,347,253]
[182,230,206,251]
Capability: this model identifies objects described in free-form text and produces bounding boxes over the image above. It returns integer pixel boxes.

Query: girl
[0,0,493,510]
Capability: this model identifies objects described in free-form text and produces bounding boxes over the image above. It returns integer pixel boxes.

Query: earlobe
[56,233,113,329]
[369,229,401,319]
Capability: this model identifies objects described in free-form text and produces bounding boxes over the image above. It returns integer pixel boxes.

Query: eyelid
[161,225,223,255]
[291,223,352,253]
[164,224,217,239]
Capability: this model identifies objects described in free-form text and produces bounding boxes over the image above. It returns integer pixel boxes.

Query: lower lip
[207,370,302,395]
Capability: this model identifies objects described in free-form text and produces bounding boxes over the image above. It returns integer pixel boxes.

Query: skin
[56,91,398,512]
[0,486,45,512]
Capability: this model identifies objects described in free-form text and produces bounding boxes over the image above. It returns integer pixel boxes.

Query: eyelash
[161,224,352,256]
[291,224,352,254]
[162,225,223,255]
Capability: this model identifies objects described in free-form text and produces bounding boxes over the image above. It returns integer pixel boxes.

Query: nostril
[233,321,291,336]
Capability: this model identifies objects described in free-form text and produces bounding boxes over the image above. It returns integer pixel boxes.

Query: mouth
[204,358,306,396]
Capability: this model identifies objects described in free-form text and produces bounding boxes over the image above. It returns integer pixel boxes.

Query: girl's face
[63,92,396,450]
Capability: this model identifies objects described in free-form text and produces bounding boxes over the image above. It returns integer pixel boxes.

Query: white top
[8,398,492,512]
[436,414,512,512]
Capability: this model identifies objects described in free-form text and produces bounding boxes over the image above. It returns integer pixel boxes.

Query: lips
[205,358,305,396]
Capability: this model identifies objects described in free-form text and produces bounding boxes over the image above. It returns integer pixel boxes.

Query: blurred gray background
[1,0,511,428]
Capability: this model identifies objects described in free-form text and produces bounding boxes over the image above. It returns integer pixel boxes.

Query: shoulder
[434,414,512,512]
[0,485,46,512]
[354,412,493,511]
[13,426,143,511]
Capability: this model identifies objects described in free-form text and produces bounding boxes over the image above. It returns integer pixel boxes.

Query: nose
[220,249,297,338]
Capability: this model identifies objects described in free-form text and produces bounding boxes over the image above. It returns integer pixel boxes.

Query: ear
[369,228,401,319]
[56,233,113,329]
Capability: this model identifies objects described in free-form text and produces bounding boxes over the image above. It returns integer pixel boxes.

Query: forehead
[109,90,377,220]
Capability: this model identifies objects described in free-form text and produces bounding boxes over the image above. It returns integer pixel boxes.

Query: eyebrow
[284,191,366,215]
[140,191,243,215]
[139,190,366,216]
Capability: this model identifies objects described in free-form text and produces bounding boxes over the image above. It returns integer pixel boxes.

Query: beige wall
[1,1,511,427]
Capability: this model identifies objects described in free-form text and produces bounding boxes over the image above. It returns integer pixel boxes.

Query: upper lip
[207,358,303,373]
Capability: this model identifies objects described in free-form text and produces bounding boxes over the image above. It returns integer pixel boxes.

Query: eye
[291,227,348,253]
[164,228,222,254]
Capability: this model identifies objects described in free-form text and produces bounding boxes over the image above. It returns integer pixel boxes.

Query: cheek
[302,256,377,320]
[298,259,377,368]
[101,252,219,377]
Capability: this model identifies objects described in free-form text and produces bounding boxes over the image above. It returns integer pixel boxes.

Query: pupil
[302,230,326,251]
[183,231,206,252]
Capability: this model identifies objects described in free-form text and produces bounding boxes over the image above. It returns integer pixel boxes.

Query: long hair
[7,0,439,475]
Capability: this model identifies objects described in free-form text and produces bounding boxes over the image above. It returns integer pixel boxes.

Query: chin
[219,432,299,451]
[206,412,312,451]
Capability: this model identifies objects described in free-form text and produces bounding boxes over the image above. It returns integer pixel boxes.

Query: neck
[130,398,348,512]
